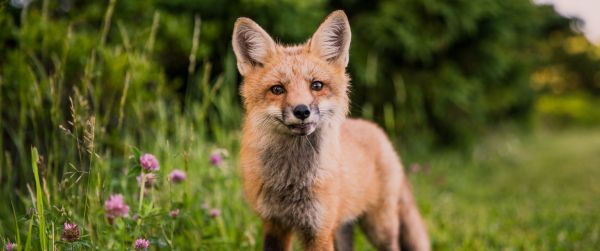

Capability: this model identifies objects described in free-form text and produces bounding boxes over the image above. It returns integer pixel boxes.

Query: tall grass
[31,148,47,250]
[1,0,244,249]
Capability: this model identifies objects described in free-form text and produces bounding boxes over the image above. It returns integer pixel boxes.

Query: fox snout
[281,104,319,136]
[292,105,310,120]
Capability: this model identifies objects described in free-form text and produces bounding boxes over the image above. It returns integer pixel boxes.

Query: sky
[535,0,600,43]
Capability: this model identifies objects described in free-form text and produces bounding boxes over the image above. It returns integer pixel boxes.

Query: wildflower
[410,163,421,173]
[209,150,224,167]
[105,194,129,221]
[136,173,157,188]
[5,242,16,251]
[168,169,186,183]
[134,238,150,250]
[210,208,221,218]
[139,153,159,172]
[61,222,80,242]
[169,209,180,218]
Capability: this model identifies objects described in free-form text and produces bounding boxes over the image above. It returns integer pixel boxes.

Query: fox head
[232,10,351,136]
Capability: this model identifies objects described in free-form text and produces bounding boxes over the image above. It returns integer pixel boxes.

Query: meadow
[4,120,600,250]
[2,0,600,250]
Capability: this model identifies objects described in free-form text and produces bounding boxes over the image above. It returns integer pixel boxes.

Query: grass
[30,148,47,250]
[408,128,600,250]
[3,126,600,250]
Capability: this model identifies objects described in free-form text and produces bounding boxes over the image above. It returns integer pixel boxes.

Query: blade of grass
[117,72,131,130]
[185,15,202,111]
[197,74,224,124]
[25,217,33,251]
[31,147,47,250]
[51,222,55,250]
[144,11,161,55]
[10,201,21,247]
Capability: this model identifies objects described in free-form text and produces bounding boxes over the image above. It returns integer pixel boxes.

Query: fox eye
[270,85,285,95]
[311,81,324,91]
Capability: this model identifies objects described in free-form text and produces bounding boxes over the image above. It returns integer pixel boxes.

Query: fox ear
[309,10,351,67]
[232,18,277,76]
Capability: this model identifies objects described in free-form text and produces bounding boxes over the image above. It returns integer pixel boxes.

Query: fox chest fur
[256,132,323,237]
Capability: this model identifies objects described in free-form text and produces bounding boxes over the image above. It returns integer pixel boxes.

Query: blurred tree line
[2,0,600,170]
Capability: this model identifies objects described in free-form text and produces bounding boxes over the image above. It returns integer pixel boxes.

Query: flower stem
[138,173,146,217]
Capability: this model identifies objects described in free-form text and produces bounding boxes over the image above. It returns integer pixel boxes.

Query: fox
[232,10,430,251]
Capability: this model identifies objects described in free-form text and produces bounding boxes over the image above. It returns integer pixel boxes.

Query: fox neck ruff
[257,128,325,240]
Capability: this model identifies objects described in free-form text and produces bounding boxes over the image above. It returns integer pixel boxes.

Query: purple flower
[169,209,180,218]
[136,173,157,188]
[140,153,159,172]
[5,242,16,251]
[105,194,129,221]
[210,208,221,218]
[410,163,421,173]
[209,151,223,167]
[61,222,80,242]
[168,169,187,183]
[134,238,150,250]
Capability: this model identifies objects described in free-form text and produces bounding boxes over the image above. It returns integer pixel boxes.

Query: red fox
[232,10,430,251]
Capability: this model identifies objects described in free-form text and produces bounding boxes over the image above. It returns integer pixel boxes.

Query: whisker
[304,135,318,154]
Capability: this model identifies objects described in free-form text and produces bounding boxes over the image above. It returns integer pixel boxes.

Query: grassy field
[410,128,600,250]
[3,126,600,250]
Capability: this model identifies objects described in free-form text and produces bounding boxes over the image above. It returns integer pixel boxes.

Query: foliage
[335,0,573,149]
[530,13,600,125]
[535,93,600,126]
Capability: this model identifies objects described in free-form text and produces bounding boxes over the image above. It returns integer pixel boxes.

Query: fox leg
[334,222,354,251]
[359,203,401,251]
[263,220,293,251]
[301,220,336,251]
[303,232,335,251]
[398,178,430,251]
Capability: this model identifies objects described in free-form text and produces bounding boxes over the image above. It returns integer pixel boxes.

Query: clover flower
[134,238,150,250]
[140,153,159,172]
[210,208,221,218]
[5,242,16,251]
[209,150,224,167]
[61,222,80,242]
[410,163,421,173]
[168,169,187,183]
[169,209,180,218]
[105,194,129,221]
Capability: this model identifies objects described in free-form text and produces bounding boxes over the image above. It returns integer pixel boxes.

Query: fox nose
[293,105,311,120]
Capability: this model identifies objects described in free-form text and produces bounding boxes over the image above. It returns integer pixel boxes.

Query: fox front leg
[263,220,293,251]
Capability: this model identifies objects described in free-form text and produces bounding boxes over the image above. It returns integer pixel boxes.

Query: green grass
[30,148,47,250]
[409,128,600,250]
[3,126,600,250]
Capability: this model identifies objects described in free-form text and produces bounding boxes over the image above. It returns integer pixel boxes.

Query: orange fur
[233,10,430,251]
